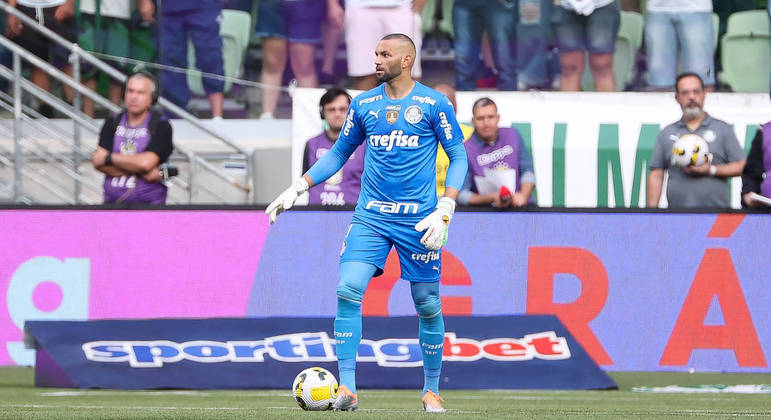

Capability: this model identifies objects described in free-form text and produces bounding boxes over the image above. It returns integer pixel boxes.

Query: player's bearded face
[374,41,405,83]
[376,57,402,83]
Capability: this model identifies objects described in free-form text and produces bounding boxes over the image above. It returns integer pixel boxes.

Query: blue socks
[334,296,362,394]
[411,281,445,396]
[333,262,445,396]
[334,261,375,395]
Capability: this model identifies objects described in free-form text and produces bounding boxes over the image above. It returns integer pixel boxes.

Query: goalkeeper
[266,33,468,413]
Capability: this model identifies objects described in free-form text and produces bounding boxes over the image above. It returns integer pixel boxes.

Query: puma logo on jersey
[368,130,419,151]
[368,110,380,119]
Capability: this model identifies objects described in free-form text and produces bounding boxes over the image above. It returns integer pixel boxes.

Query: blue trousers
[159,4,225,108]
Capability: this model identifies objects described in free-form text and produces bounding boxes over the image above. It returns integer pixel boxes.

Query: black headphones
[123,70,160,105]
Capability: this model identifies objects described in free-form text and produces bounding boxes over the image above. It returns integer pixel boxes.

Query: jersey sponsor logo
[404,105,423,124]
[81,331,571,368]
[411,251,440,263]
[368,109,380,119]
[438,112,453,140]
[358,94,382,106]
[477,145,514,166]
[411,95,436,106]
[365,200,419,214]
[343,108,355,136]
[115,125,149,143]
[386,110,399,124]
[368,130,420,151]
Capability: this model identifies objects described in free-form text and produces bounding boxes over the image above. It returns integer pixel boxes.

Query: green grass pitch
[0,367,769,419]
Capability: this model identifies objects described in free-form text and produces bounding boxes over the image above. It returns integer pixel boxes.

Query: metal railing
[0,0,253,204]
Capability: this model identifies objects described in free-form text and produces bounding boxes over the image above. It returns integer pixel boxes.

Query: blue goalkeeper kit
[306,81,468,397]
[306,82,468,281]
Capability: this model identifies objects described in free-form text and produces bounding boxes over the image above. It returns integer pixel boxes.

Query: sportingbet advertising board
[25,315,616,389]
[293,89,771,209]
[1,209,769,375]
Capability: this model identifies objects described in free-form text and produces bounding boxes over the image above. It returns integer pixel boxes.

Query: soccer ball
[292,367,338,411]
[671,134,710,167]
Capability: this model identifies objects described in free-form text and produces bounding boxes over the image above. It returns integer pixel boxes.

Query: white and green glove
[414,197,456,250]
[265,177,309,224]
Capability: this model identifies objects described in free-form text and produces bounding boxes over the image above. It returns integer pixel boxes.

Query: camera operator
[92,71,175,204]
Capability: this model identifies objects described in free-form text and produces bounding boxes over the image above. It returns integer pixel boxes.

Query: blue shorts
[340,220,441,283]
[255,0,323,44]
[551,1,620,54]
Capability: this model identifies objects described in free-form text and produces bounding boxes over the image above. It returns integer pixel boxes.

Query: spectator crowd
[1,0,768,119]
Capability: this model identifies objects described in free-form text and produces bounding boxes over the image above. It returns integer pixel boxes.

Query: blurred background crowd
[1,0,769,120]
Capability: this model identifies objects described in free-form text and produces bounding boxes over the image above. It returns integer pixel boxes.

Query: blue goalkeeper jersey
[336,82,467,224]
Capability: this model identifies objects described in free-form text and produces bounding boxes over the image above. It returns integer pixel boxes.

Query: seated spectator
[645,0,715,91]
[256,0,323,119]
[741,120,771,208]
[153,0,224,118]
[433,84,473,196]
[647,73,745,208]
[551,0,619,91]
[345,0,424,91]
[453,0,517,91]
[458,97,535,208]
[78,0,155,117]
[91,72,174,204]
[302,88,365,206]
[5,0,77,117]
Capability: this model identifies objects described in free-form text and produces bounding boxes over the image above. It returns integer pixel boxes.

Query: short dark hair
[319,87,351,109]
[380,33,416,55]
[675,72,704,93]
[472,97,497,114]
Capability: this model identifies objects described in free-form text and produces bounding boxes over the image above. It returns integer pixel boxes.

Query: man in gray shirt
[647,72,745,208]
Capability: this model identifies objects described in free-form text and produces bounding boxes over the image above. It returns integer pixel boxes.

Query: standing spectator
[459,97,535,208]
[344,0,425,91]
[256,0,323,119]
[92,72,174,204]
[645,0,715,91]
[78,0,155,117]
[302,88,365,205]
[551,0,620,91]
[153,0,224,118]
[5,0,77,117]
[518,0,552,90]
[647,73,745,209]
[453,0,517,91]
[321,0,345,86]
[740,120,771,208]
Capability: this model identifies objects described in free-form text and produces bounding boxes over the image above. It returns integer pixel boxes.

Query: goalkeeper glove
[414,197,456,250]
[265,177,309,224]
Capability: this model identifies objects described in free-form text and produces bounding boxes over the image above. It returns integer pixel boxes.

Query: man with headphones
[301,87,365,206]
[91,71,175,204]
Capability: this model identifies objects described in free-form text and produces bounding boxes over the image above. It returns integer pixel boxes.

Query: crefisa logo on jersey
[404,105,423,124]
